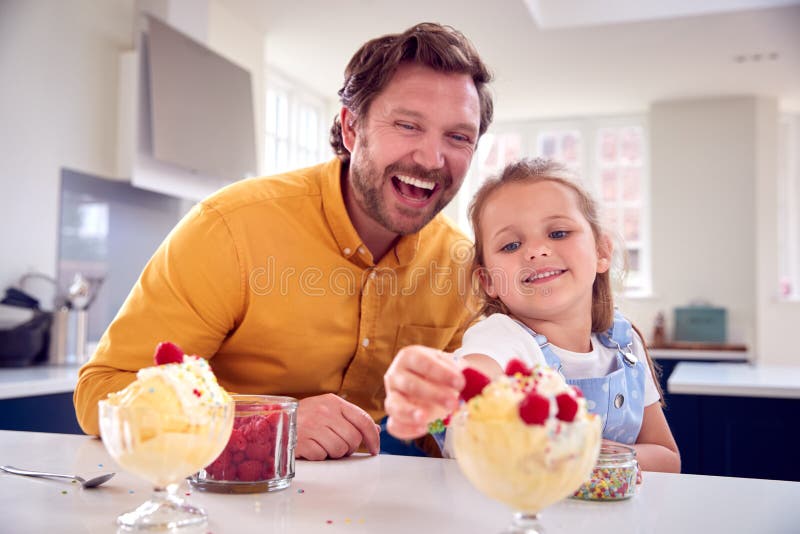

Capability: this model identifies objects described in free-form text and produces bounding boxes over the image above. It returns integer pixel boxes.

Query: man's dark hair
[329,22,493,161]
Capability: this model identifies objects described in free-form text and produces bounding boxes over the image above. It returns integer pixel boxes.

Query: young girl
[383,158,680,473]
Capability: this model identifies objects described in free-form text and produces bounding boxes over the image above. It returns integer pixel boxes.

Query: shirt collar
[320,158,421,268]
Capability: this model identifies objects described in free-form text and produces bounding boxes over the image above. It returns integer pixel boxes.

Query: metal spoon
[0,465,115,488]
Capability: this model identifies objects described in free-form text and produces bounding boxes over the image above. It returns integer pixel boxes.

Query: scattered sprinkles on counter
[297,488,305,494]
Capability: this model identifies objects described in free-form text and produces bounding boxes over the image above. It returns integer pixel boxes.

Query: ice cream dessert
[451,360,601,514]
[100,342,234,487]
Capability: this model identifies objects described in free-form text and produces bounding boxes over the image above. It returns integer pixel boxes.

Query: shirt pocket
[392,324,459,355]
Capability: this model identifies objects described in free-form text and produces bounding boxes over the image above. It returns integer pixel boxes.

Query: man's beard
[349,138,455,236]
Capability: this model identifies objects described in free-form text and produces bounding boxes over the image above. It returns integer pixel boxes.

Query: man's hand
[296,393,381,461]
[383,345,465,440]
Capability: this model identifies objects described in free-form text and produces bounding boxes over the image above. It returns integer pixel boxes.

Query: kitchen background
[0,0,800,480]
[3,0,799,363]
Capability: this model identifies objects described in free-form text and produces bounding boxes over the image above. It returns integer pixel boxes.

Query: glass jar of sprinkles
[572,443,638,501]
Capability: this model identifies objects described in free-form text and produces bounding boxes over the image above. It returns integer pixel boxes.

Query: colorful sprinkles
[572,465,637,500]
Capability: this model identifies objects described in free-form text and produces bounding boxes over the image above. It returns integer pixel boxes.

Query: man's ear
[340,107,357,152]
[596,234,613,274]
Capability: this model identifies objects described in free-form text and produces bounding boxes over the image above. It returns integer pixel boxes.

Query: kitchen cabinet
[0,393,82,434]
[661,358,800,482]
[0,366,82,434]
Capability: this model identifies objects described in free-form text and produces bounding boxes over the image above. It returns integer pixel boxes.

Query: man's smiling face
[343,62,481,236]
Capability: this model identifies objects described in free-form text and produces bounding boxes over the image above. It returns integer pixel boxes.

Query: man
[74,22,493,460]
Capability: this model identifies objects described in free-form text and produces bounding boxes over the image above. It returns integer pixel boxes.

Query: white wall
[0,0,135,296]
[621,95,800,365]
[755,99,800,365]
[0,0,267,303]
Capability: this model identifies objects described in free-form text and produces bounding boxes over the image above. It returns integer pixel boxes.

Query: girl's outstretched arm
[633,402,681,473]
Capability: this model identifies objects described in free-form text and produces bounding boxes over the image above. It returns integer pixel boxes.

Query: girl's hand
[383,345,464,440]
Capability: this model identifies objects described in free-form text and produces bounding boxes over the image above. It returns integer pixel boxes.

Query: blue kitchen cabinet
[655,357,799,482]
[0,393,83,434]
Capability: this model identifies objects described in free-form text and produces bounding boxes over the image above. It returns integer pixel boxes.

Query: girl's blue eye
[397,122,415,130]
[501,242,520,252]
[549,230,569,239]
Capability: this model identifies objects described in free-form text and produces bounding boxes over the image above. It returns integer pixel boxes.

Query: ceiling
[219,0,800,121]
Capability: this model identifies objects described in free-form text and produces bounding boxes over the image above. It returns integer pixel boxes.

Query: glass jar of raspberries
[190,395,297,493]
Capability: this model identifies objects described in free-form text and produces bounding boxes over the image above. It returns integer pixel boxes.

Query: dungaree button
[614,393,625,408]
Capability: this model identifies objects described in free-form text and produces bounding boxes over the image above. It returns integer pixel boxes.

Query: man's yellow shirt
[74,159,474,435]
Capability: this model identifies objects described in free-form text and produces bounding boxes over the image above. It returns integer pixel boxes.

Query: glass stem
[151,483,181,505]
[510,511,545,534]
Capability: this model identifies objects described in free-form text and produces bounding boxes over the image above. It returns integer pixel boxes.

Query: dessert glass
[451,409,601,533]
[190,394,297,493]
[98,398,234,530]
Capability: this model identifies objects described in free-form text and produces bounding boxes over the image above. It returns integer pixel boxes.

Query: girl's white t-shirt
[453,313,660,407]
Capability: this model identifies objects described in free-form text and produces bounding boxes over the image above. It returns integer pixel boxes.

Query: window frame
[263,69,332,175]
[778,112,800,301]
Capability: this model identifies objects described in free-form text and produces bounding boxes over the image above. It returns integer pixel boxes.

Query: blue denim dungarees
[517,311,645,444]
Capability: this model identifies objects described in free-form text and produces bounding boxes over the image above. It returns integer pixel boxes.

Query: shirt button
[343,247,351,255]
[340,393,348,400]
[358,246,366,254]
[614,393,625,409]
[362,338,370,348]
[369,271,377,280]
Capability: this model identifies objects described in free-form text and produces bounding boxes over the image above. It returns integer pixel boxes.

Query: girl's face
[478,179,611,326]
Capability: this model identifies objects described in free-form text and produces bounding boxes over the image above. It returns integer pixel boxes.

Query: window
[459,132,522,232]
[778,113,800,300]
[459,117,650,296]
[594,126,649,294]
[264,71,331,175]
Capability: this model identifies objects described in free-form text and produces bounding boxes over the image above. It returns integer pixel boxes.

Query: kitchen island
[0,430,797,533]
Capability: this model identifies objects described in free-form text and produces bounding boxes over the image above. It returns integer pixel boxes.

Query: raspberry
[518,391,550,425]
[153,341,184,365]
[237,460,263,482]
[229,429,247,451]
[504,358,531,377]
[245,442,269,462]
[232,451,245,464]
[555,392,579,422]
[254,415,278,444]
[460,368,491,402]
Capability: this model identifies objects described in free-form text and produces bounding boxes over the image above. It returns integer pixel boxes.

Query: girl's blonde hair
[468,157,614,332]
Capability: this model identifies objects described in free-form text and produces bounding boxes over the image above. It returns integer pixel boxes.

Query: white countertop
[649,348,750,361]
[668,362,800,399]
[0,365,79,400]
[0,431,798,533]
